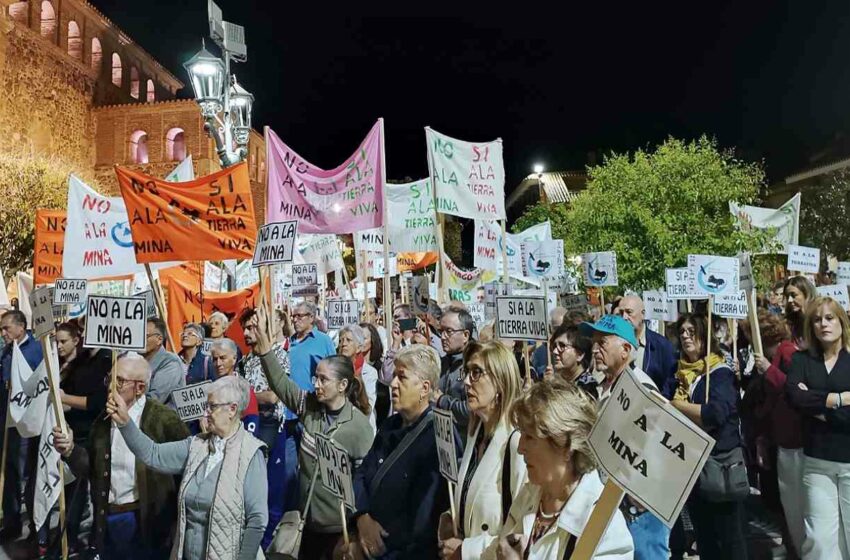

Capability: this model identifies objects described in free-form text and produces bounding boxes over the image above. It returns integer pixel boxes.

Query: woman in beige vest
[107,374,268,560]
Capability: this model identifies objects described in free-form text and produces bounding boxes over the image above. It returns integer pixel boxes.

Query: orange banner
[166,274,261,354]
[159,261,204,294]
[116,162,258,264]
[398,252,439,272]
[34,209,66,285]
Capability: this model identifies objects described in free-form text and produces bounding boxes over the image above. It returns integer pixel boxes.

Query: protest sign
[84,295,146,350]
[29,286,55,339]
[712,290,749,319]
[292,285,319,297]
[484,282,512,320]
[817,284,850,311]
[252,220,297,267]
[687,255,740,297]
[292,263,319,286]
[445,256,496,304]
[589,369,715,527]
[426,128,505,221]
[53,279,87,305]
[521,240,564,280]
[266,122,384,234]
[387,179,438,252]
[583,252,618,287]
[665,268,695,300]
[9,343,50,437]
[561,293,589,314]
[34,209,65,284]
[838,262,850,286]
[410,276,430,313]
[643,290,678,322]
[204,261,228,292]
[467,303,486,328]
[350,281,377,300]
[116,162,257,263]
[135,290,158,319]
[738,253,755,291]
[514,288,558,317]
[201,338,215,355]
[296,234,345,275]
[496,296,548,341]
[434,409,459,483]
[171,381,212,422]
[371,256,398,279]
[326,300,361,330]
[353,229,385,254]
[730,193,800,249]
[474,221,552,279]
[315,433,356,510]
[786,244,820,274]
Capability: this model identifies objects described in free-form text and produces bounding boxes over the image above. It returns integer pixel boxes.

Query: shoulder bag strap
[369,410,434,496]
[563,533,576,559]
[501,429,518,524]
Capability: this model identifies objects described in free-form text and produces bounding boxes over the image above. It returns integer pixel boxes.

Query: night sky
[94,1,850,194]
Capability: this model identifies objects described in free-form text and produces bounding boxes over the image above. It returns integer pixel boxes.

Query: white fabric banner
[33,403,61,531]
[9,342,48,437]
[474,220,552,280]
[445,256,496,304]
[426,128,505,221]
[387,179,438,252]
[164,156,195,183]
[235,260,260,290]
[204,262,228,292]
[296,235,344,275]
[730,192,800,250]
[16,271,33,326]
[0,267,9,309]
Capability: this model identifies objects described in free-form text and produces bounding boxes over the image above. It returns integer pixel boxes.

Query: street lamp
[229,75,254,148]
[533,163,545,177]
[183,43,225,118]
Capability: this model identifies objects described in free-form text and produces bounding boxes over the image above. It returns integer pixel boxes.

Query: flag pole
[144,265,177,352]
[379,119,393,332]
[41,336,68,560]
[500,220,510,284]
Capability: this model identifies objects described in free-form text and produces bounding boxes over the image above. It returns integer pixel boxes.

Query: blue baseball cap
[579,315,639,349]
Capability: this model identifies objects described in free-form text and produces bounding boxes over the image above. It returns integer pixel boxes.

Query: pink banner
[266,121,385,234]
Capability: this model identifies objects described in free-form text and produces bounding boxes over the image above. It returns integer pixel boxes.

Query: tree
[515,136,775,290]
[799,168,850,263]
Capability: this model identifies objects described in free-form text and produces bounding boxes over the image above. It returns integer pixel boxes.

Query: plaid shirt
[239,343,291,422]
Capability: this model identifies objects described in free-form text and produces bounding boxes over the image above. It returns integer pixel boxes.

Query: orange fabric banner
[397,252,439,272]
[166,274,261,354]
[159,261,204,294]
[34,209,66,285]
[116,162,258,264]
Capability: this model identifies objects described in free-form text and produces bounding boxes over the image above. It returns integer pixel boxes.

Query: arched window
[40,1,55,40]
[129,130,149,164]
[146,79,155,102]
[91,37,102,72]
[8,1,28,25]
[67,21,81,59]
[130,67,140,99]
[111,52,122,87]
[165,128,186,162]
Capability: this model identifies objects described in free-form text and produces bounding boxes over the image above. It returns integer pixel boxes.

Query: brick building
[0,0,266,220]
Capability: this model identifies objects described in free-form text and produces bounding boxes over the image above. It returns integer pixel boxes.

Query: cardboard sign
[467,303,486,327]
[53,279,87,306]
[484,282,512,320]
[171,381,212,422]
[561,293,589,314]
[786,244,820,274]
[371,256,398,279]
[495,296,548,341]
[712,290,749,319]
[687,255,740,297]
[817,284,850,311]
[738,253,754,292]
[292,263,319,286]
[520,240,565,280]
[326,300,361,330]
[201,338,215,354]
[588,369,715,527]
[583,252,618,287]
[29,286,55,339]
[643,290,678,322]
[252,220,297,267]
[433,409,459,483]
[665,268,695,300]
[83,295,146,350]
[137,290,158,319]
[838,262,850,286]
[351,281,377,300]
[315,433,356,510]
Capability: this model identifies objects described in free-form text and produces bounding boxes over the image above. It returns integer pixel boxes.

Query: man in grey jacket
[143,318,185,405]
[432,307,473,434]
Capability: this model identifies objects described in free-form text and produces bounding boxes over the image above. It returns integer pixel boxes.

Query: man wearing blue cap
[579,314,670,560]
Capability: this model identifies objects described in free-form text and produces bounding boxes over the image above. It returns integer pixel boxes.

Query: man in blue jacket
[0,310,44,541]
[616,294,677,399]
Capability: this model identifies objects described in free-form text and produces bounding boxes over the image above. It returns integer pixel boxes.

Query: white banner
[386,178,438,252]
[817,284,850,311]
[583,252,618,287]
[204,262,228,292]
[252,221,297,267]
[296,234,344,275]
[445,256,496,304]
[838,262,850,286]
[9,342,49,437]
[83,295,146,350]
[434,409,459,483]
[235,260,260,290]
[520,240,564,280]
[730,192,800,250]
[164,156,195,182]
[426,127,505,221]
[643,290,678,322]
[53,279,87,306]
[16,271,33,326]
[474,220,552,279]
[687,255,740,297]
[712,290,749,319]
[34,403,61,532]
[786,244,820,274]
[495,296,548,341]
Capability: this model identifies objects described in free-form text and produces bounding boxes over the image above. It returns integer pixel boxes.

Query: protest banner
[838,262,850,286]
[665,268,695,300]
[234,260,260,290]
[353,228,385,254]
[583,252,618,287]
[116,162,257,263]
[315,433,356,510]
[817,284,850,311]
[326,300,361,330]
[371,256,398,279]
[29,286,55,339]
[296,234,345,275]
[445,256,496,304]
[252,220,297,267]
[426,128,505,221]
[687,255,740,297]
[396,252,439,273]
[588,368,714,527]
[53,279,87,306]
[467,303,486,328]
[786,244,820,274]
[561,293,589,314]
[730,193,800,249]
[712,290,749,319]
[171,381,212,422]
[8,343,50,437]
[495,296,548,341]
[34,209,65,284]
[266,122,384,234]
[83,295,146,350]
[474,221,552,278]
[387,179,438,252]
[292,263,319,286]
[643,290,678,322]
[738,253,755,291]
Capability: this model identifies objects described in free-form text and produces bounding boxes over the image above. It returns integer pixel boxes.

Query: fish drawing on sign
[698,263,727,294]
[527,252,552,276]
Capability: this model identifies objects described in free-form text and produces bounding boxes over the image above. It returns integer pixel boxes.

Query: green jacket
[260,352,374,533]
[65,397,189,553]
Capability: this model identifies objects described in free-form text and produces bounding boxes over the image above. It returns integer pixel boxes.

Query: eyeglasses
[311,375,338,387]
[105,376,139,389]
[291,313,312,320]
[440,327,467,338]
[146,332,162,339]
[204,402,235,412]
[553,341,573,353]
[461,367,489,383]
[679,328,696,339]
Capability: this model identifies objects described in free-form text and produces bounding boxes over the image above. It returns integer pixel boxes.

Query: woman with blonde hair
[485,379,633,559]
[786,296,850,559]
[438,341,527,560]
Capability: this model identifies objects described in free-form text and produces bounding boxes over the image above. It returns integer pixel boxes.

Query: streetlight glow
[533,163,545,175]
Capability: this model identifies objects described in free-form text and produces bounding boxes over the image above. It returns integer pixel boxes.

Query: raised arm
[260,352,306,416]
[118,419,191,475]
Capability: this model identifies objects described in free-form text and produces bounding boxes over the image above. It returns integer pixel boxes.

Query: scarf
[674,353,725,402]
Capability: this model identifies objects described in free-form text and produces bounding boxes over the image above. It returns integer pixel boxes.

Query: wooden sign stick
[571,479,625,559]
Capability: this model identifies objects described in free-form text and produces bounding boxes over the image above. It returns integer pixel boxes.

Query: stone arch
[146,79,155,102]
[8,1,28,25]
[111,52,122,87]
[129,130,149,164]
[40,1,55,40]
[91,37,102,72]
[67,20,82,59]
[130,66,140,99]
[165,128,186,162]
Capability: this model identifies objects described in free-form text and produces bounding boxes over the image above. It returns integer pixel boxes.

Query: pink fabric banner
[266,121,385,234]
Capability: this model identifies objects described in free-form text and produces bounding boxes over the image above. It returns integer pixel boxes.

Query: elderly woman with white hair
[107,374,268,560]
[210,337,259,436]
[338,324,379,431]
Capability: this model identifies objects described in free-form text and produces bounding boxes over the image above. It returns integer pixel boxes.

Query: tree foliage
[800,169,850,262]
[515,136,774,290]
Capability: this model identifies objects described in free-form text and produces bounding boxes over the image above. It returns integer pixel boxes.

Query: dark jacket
[642,328,677,399]
[60,348,111,444]
[437,353,468,433]
[786,348,850,463]
[353,406,460,560]
[0,332,43,381]
[64,398,189,553]
[690,364,743,454]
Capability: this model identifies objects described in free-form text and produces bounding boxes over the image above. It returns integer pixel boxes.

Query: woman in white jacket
[438,341,527,560]
[487,380,634,560]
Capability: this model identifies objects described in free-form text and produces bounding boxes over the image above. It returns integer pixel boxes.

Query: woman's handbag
[265,467,320,560]
[698,446,749,502]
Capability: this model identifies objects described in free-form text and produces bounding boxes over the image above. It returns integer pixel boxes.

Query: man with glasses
[433,307,474,433]
[143,318,185,406]
[52,352,189,559]
[179,322,214,384]
[289,302,335,390]
[615,294,677,398]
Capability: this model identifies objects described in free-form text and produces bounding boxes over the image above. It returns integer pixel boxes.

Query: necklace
[537,506,561,520]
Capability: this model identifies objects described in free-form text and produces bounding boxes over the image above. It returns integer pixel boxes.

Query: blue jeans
[627,511,671,560]
[104,511,150,560]
[261,420,302,550]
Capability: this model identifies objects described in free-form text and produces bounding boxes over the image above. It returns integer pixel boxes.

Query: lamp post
[533,163,545,202]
